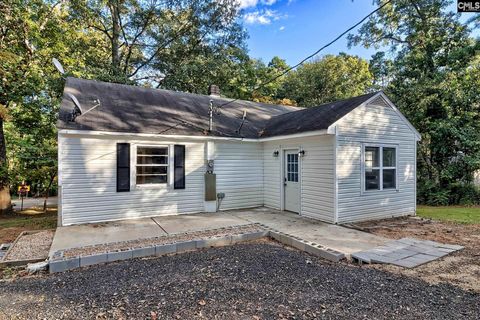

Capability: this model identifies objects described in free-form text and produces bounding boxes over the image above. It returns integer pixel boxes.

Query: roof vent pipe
[208,85,220,97]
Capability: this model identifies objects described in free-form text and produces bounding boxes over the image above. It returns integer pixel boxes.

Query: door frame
[281,148,302,214]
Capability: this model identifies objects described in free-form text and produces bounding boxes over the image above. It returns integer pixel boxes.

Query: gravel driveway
[0,241,478,319]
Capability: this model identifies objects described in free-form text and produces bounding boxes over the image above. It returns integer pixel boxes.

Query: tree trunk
[110,1,121,74]
[0,118,11,214]
[43,173,55,212]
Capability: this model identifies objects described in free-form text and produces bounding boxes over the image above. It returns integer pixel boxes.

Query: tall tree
[69,0,247,86]
[0,0,111,211]
[278,53,373,107]
[0,0,62,211]
[369,51,394,90]
[349,0,480,204]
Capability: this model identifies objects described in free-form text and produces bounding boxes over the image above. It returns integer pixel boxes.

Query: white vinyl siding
[58,94,417,226]
[263,136,335,223]
[59,134,205,225]
[263,142,281,209]
[335,98,417,223]
[214,142,263,210]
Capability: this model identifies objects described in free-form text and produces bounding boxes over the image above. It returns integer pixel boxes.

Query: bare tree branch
[39,0,64,31]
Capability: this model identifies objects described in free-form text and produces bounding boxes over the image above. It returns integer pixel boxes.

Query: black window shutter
[174,145,186,189]
[117,143,130,192]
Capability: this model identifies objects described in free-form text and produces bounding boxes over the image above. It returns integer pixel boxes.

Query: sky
[240,0,476,65]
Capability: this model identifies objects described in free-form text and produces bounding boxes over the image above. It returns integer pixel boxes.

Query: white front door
[284,150,300,213]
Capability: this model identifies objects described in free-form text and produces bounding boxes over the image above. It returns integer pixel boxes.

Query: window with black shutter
[117,143,130,192]
[174,145,185,189]
[136,146,169,185]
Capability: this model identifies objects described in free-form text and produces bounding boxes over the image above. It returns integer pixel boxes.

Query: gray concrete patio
[50,207,388,258]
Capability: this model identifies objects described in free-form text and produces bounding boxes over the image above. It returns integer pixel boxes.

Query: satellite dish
[67,93,82,121]
[52,58,65,74]
[67,93,83,114]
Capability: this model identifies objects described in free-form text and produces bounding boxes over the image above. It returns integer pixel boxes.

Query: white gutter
[58,129,330,142]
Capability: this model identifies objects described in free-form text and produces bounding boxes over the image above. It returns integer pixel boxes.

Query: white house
[57,77,421,226]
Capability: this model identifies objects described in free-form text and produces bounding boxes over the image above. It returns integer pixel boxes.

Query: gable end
[328,92,421,141]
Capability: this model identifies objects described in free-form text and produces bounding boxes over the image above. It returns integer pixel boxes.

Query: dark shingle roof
[57,77,379,139]
[259,92,379,137]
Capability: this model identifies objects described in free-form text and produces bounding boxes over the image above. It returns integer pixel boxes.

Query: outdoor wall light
[273,150,279,157]
[298,150,305,157]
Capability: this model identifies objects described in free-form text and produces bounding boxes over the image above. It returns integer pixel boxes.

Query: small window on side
[363,145,397,192]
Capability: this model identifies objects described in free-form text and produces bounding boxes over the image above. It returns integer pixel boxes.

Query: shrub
[418,180,480,206]
[449,183,480,206]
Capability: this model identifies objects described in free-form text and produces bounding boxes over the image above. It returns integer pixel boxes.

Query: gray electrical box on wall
[205,173,217,201]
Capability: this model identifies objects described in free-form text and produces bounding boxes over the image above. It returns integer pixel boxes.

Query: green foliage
[278,53,374,107]
[350,0,480,205]
[0,0,77,192]
[68,0,248,86]
[0,0,252,198]
[449,183,480,206]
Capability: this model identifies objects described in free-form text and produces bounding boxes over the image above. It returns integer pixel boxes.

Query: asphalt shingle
[57,77,379,139]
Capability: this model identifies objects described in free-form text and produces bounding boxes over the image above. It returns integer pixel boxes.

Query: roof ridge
[258,91,381,138]
[67,77,301,111]
[264,91,380,120]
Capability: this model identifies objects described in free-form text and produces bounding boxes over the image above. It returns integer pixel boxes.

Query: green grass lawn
[417,205,480,224]
[0,208,57,229]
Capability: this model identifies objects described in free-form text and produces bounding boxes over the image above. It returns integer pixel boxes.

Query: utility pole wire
[217,0,392,108]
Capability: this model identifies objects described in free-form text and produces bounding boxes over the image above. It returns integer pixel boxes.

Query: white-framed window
[136,145,169,185]
[362,144,398,192]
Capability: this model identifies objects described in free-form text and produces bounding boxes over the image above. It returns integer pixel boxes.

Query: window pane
[137,147,168,156]
[137,155,168,165]
[383,147,396,167]
[365,169,380,190]
[286,153,299,182]
[365,147,379,171]
[383,169,396,189]
[136,175,167,184]
[136,166,167,175]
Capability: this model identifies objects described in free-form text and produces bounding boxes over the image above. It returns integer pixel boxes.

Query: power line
[218,0,392,108]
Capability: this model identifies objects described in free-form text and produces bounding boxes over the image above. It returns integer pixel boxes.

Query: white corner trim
[332,126,339,224]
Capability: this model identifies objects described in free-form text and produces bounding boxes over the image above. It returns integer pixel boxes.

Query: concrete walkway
[229,207,388,255]
[50,207,387,258]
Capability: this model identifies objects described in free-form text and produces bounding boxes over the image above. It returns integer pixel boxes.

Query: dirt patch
[352,217,480,292]
[0,209,57,243]
[0,227,24,244]
[3,230,54,262]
